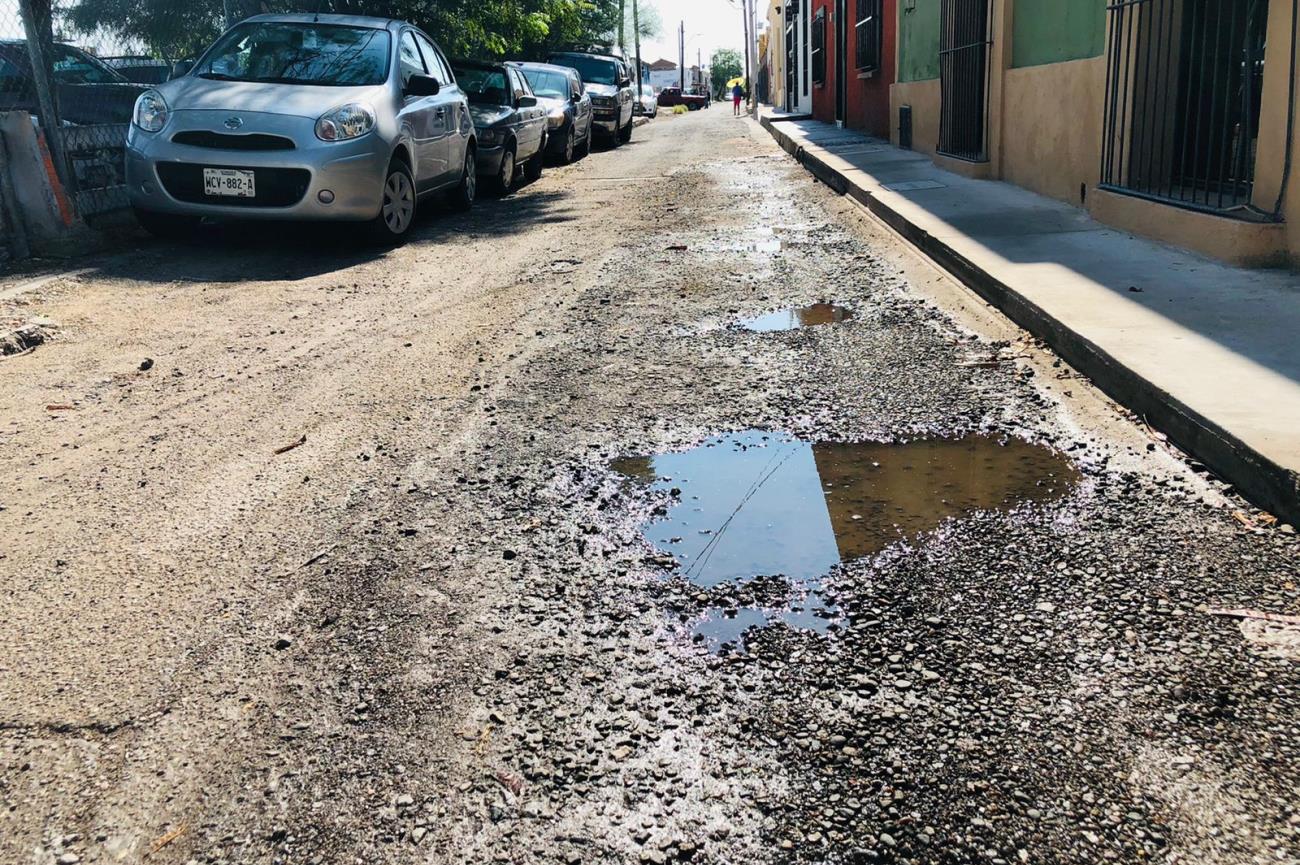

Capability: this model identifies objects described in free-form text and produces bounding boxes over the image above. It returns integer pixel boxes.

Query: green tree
[709,47,741,96]
[63,0,624,61]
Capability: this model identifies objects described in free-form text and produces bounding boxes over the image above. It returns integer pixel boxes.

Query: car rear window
[549,54,616,86]
[195,22,391,87]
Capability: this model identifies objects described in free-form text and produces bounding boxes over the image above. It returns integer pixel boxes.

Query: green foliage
[709,47,741,95]
[63,0,626,62]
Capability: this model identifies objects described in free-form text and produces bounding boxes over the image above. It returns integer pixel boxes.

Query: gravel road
[2,106,1297,865]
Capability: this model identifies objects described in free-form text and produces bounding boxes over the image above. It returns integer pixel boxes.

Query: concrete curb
[761,115,1300,526]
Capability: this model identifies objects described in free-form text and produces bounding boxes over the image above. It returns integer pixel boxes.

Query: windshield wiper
[197,72,242,81]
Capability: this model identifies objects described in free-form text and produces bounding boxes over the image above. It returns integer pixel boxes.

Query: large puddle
[738,303,853,332]
[615,431,1077,651]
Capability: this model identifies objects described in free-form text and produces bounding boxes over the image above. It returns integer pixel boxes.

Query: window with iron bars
[855,0,882,73]
[811,8,826,85]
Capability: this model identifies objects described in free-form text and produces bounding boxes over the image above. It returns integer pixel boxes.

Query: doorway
[834,0,848,124]
[938,0,991,161]
[1101,0,1270,214]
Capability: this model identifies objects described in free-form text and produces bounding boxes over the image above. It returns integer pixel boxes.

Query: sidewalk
[759,108,1300,525]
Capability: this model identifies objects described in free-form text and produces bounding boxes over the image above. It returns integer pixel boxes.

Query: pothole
[737,303,853,332]
[615,430,1079,651]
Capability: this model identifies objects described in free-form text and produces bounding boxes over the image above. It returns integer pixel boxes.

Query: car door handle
[435,107,446,118]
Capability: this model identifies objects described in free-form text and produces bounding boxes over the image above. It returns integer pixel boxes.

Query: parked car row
[113,13,656,244]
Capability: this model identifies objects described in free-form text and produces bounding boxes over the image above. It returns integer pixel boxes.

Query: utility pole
[750,0,760,119]
[633,0,643,100]
[741,0,751,99]
[618,0,626,56]
[17,0,69,191]
[679,21,685,91]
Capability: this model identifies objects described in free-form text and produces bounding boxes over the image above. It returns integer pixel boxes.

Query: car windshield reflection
[195,22,391,87]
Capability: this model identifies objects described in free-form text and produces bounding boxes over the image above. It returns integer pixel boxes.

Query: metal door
[785,2,798,111]
[938,0,991,161]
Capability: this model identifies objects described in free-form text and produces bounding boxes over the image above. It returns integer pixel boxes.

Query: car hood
[161,76,386,119]
[535,95,568,113]
[468,104,512,127]
[584,83,617,98]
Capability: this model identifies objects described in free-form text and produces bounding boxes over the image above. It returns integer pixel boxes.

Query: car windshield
[455,67,510,105]
[552,55,616,86]
[520,69,567,99]
[195,22,390,86]
[49,45,125,85]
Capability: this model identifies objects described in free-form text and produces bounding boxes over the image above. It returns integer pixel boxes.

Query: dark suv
[545,50,633,146]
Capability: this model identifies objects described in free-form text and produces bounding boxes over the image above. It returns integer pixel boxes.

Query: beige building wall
[765,0,786,109]
[886,0,1300,267]
[999,56,1105,208]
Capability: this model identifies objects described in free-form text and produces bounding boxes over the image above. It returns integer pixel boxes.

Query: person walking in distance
[732,82,744,116]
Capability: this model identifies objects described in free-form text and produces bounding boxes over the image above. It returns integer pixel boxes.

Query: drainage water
[739,303,853,332]
[615,431,1077,650]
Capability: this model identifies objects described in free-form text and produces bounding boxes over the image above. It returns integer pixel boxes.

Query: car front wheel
[449,144,476,211]
[618,114,633,142]
[561,127,575,164]
[493,145,516,195]
[368,159,417,244]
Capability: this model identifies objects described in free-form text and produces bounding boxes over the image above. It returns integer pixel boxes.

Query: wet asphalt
[3,106,1298,865]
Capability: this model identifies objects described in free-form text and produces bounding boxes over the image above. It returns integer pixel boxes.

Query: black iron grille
[156,163,311,207]
[1101,0,1271,216]
[938,0,992,162]
[171,131,296,151]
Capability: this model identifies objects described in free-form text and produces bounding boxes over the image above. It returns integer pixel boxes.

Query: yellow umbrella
[726,76,745,89]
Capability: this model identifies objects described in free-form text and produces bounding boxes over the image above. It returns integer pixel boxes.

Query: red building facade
[807,0,895,139]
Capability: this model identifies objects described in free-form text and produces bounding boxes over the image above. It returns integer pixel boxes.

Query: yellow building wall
[998,56,1105,208]
[889,79,941,155]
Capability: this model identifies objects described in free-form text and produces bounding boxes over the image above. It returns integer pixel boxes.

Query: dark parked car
[0,40,145,124]
[545,50,634,146]
[453,59,547,194]
[657,87,708,111]
[102,56,173,85]
[513,61,592,164]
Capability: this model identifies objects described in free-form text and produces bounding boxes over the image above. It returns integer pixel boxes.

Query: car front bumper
[474,143,507,176]
[126,109,391,221]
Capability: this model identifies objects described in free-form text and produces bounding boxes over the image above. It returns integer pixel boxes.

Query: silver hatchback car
[126,14,476,243]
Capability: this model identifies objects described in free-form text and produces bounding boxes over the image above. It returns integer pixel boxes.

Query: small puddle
[739,303,853,332]
[615,431,1077,651]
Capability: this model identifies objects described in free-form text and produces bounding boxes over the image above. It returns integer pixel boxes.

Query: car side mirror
[406,74,440,97]
[618,77,630,87]
[517,94,537,108]
[169,59,194,80]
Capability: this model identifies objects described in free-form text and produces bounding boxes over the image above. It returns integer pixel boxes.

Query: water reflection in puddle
[615,431,1078,652]
[739,303,854,332]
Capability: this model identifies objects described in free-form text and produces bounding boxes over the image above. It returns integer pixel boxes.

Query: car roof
[244,13,401,31]
[452,58,507,71]
[549,50,623,62]
[513,62,576,74]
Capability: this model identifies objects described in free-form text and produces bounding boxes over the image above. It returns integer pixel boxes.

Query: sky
[636,0,747,69]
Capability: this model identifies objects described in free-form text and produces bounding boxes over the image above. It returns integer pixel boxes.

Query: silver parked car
[126,14,476,243]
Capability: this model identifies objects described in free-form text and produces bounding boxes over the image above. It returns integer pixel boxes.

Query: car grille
[171,131,296,151]
[156,163,311,207]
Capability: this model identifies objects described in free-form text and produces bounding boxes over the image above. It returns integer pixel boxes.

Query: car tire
[134,207,199,241]
[368,158,417,244]
[524,150,544,182]
[449,144,476,212]
[560,126,575,164]
[619,115,633,143]
[492,144,516,196]
[578,124,592,157]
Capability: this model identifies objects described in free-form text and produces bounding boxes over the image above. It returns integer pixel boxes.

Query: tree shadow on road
[85,188,578,285]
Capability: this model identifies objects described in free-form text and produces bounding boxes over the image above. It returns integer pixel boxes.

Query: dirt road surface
[2,107,1297,865]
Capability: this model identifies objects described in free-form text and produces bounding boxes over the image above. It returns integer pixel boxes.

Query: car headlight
[547,108,565,129]
[477,128,503,146]
[315,103,376,142]
[132,90,169,133]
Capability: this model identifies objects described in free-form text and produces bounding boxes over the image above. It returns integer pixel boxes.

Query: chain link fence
[0,0,322,222]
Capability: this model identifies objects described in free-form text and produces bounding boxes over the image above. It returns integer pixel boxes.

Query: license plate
[203,168,255,198]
